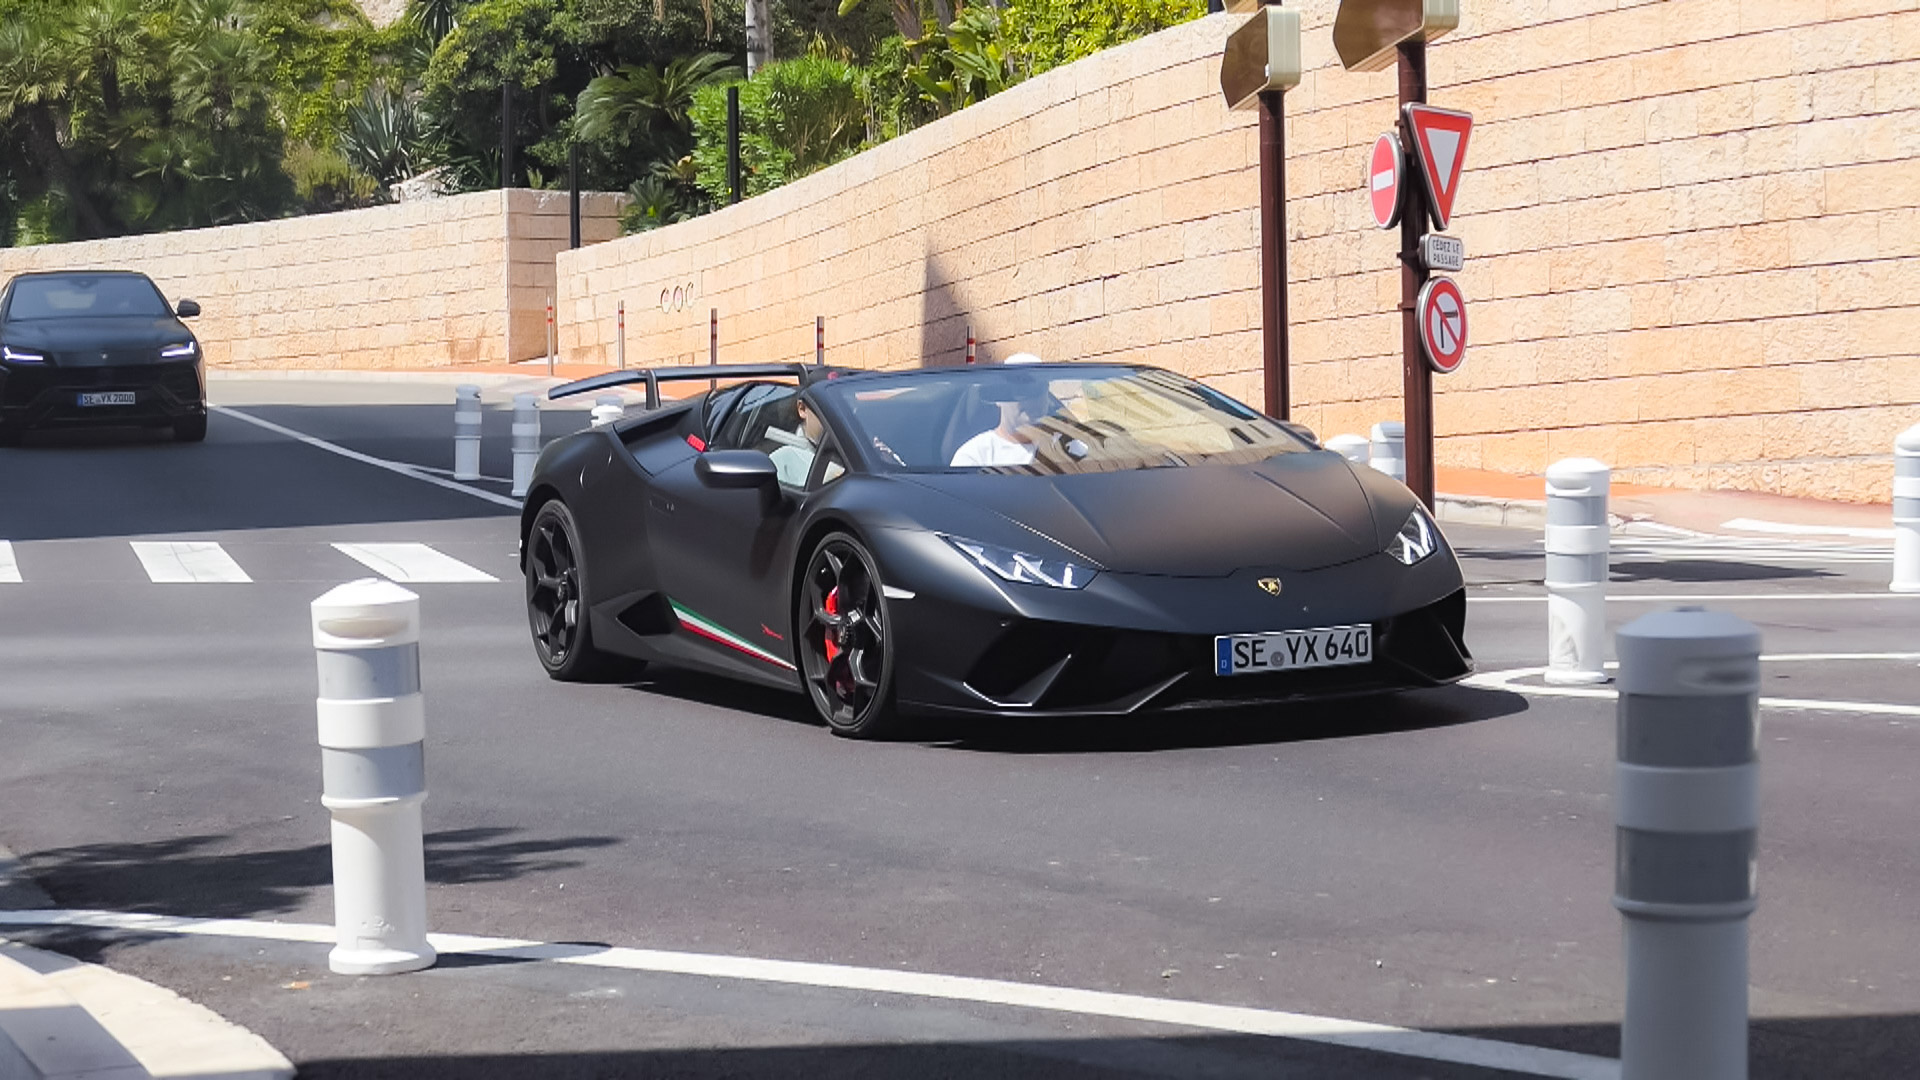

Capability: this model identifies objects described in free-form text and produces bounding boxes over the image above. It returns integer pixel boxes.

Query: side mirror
[1279,420,1318,446]
[175,299,200,318]
[695,449,779,488]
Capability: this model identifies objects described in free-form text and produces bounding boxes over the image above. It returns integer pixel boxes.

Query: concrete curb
[1435,493,1548,531]
[0,941,293,1080]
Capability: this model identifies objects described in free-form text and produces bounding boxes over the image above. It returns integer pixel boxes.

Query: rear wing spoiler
[549,363,837,411]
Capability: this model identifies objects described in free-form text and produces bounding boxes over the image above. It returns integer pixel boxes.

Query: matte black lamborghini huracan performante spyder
[0,270,207,445]
[521,361,1471,737]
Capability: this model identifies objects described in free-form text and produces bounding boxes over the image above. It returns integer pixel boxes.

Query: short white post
[1545,458,1611,684]
[313,579,435,976]
[615,301,627,371]
[511,393,539,498]
[1368,422,1405,482]
[1325,433,1370,465]
[591,394,624,429]
[1615,607,1760,1080]
[452,384,481,481]
[1893,423,1920,592]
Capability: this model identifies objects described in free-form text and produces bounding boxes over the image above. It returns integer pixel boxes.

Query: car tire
[524,499,631,682]
[173,413,208,443]
[797,531,903,739]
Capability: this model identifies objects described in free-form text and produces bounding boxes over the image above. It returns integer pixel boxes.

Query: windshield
[5,275,171,321]
[823,365,1312,475]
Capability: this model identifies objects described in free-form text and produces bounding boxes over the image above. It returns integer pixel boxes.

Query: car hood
[1,316,194,361]
[899,452,1394,576]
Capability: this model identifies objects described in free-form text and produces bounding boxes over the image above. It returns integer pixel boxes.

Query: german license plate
[1215,624,1371,676]
[78,391,136,407]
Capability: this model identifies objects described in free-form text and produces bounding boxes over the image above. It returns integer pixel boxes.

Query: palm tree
[576,52,736,152]
[62,0,146,118]
[0,19,111,237]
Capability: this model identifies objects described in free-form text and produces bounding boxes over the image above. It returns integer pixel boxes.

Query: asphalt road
[1,376,1916,1078]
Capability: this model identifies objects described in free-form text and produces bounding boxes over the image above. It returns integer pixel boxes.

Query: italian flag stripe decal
[670,600,796,671]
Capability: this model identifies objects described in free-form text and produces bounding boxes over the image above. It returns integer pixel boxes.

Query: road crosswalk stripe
[0,541,19,583]
[129,541,254,583]
[332,542,500,583]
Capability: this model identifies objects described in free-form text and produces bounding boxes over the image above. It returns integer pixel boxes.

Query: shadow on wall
[19,826,619,921]
[919,248,970,368]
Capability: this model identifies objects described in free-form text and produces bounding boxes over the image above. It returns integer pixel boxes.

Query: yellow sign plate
[1331,0,1458,72]
[1220,6,1303,111]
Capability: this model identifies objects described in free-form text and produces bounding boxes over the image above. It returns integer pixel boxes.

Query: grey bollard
[591,394,624,429]
[1615,607,1761,1080]
[510,393,539,498]
[1368,422,1405,483]
[1325,433,1370,465]
[1545,458,1611,685]
[452,384,481,481]
[313,579,435,976]
[1894,423,1920,592]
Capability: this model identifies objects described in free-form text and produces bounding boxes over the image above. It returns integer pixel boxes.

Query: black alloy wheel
[525,500,622,680]
[798,532,899,738]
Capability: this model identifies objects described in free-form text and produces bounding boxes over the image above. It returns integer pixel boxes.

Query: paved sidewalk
[0,850,292,1080]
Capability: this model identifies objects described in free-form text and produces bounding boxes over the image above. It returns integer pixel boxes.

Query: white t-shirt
[949,429,1037,467]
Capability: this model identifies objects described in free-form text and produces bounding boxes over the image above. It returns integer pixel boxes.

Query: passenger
[769,398,825,486]
[950,384,1046,467]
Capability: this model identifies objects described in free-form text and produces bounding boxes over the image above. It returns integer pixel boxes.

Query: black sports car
[0,270,207,445]
[521,361,1471,737]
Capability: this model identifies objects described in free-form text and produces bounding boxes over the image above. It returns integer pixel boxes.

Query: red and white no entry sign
[1417,276,1467,374]
[1367,132,1403,230]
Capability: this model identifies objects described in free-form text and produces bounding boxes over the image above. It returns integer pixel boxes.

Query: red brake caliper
[823,587,842,662]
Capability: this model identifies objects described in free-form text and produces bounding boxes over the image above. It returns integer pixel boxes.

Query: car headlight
[943,535,1096,589]
[1,345,46,364]
[1387,508,1439,566]
[160,341,197,359]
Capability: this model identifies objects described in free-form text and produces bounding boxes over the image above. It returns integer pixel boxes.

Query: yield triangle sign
[1403,104,1473,230]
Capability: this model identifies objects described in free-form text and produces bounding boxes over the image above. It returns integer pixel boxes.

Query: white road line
[129,541,252,583]
[213,405,523,510]
[1467,592,1916,604]
[0,541,18,583]
[0,909,1617,1080]
[1465,666,1920,718]
[332,542,499,583]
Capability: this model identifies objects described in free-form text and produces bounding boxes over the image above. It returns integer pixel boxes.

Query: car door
[644,383,811,680]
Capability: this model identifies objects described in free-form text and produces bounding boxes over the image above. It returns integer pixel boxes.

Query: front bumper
[872,528,1472,717]
[0,360,206,428]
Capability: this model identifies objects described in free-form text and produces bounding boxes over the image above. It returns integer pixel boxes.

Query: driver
[769,397,825,486]
[949,381,1048,467]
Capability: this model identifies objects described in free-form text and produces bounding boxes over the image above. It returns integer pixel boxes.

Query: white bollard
[1615,607,1760,1080]
[1325,433,1370,465]
[511,393,539,498]
[313,579,435,976]
[1893,424,1920,592]
[1368,422,1405,482]
[452,384,481,481]
[591,394,624,429]
[1545,457,1611,685]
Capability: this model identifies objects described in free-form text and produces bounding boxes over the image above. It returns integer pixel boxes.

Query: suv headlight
[943,535,1096,589]
[1387,508,1438,566]
[1,345,46,364]
[160,341,197,358]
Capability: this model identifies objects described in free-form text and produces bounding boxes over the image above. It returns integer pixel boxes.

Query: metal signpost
[1219,1,1302,420]
[1332,0,1463,509]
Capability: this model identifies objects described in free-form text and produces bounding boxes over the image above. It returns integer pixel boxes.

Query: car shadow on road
[16,826,619,921]
[930,684,1530,754]
[274,1010,1920,1079]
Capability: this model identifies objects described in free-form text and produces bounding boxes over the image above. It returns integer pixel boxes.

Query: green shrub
[689,55,864,204]
[1001,0,1203,78]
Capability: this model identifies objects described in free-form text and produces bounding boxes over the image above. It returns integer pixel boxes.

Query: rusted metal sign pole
[1221,4,1302,420]
[1397,42,1435,508]
[1259,90,1290,419]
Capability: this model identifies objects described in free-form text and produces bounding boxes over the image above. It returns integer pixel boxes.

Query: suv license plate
[1215,624,1371,676]
[78,391,136,407]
